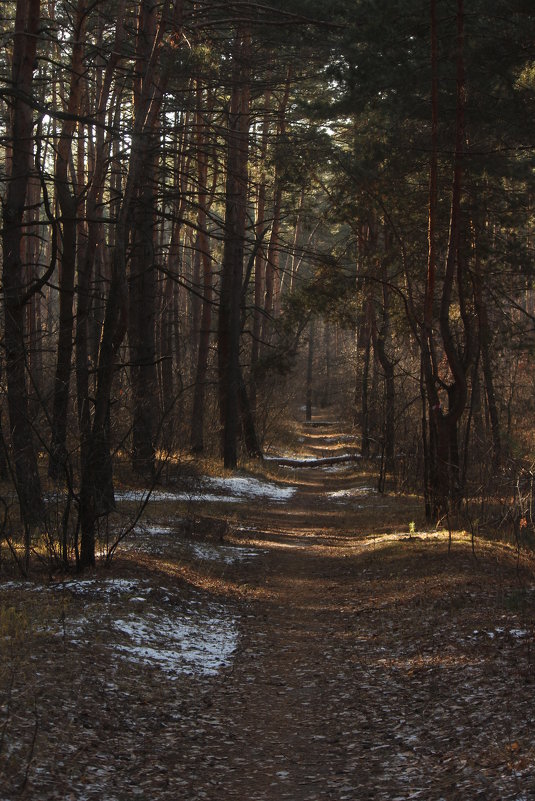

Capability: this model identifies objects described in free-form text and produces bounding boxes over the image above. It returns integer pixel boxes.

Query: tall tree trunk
[24,168,43,420]
[320,324,331,409]
[361,329,372,459]
[2,0,44,527]
[218,26,251,468]
[75,6,125,567]
[190,91,215,454]
[261,73,291,350]
[249,90,271,413]
[129,152,158,478]
[472,230,502,471]
[305,320,315,423]
[49,0,86,479]
[373,276,395,476]
[238,366,262,458]
[128,0,159,478]
[421,0,473,517]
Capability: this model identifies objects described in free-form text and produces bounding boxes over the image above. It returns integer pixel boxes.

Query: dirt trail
[170,421,535,801]
[1,420,535,800]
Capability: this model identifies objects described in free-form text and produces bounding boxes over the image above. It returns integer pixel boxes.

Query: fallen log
[265,453,362,468]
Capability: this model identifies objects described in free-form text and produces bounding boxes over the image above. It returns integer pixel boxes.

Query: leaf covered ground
[1,421,535,800]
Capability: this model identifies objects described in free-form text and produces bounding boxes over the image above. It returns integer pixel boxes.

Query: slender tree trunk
[261,73,291,350]
[189,237,212,453]
[238,366,262,458]
[373,286,395,474]
[361,331,371,459]
[320,325,331,408]
[250,90,271,412]
[49,0,86,479]
[75,7,125,567]
[190,92,215,454]
[305,321,315,423]
[159,273,176,450]
[472,232,502,471]
[421,0,473,517]
[129,130,158,478]
[420,355,432,520]
[25,169,43,420]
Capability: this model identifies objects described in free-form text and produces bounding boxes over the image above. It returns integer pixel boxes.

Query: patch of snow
[113,605,238,677]
[182,540,264,565]
[55,578,149,598]
[115,489,181,503]
[31,578,239,678]
[116,489,244,504]
[115,475,296,505]
[140,524,175,535]
[201,475,296,502]
[327,486,376,500]
[1,581,46,592]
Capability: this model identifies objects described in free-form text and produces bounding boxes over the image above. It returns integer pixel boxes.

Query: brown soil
[1,420,535,800]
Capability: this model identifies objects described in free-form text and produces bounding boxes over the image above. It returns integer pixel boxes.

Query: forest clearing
[1,418,534,800]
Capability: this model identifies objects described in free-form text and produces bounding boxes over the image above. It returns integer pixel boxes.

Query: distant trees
[322,0,535,518]
[0,0,342,568]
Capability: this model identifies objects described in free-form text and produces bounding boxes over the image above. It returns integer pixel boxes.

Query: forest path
[158,418,535,801]
[1,419,535,800]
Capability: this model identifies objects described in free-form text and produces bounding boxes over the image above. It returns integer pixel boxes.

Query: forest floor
[1,417,535,800]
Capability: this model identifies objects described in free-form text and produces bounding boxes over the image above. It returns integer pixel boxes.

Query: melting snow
[115,475,295,505]
[328,486,376,500]
[2,578,239,679]
[54,578,148,597]
[201,475,295,501]
[181,540,265,565]
[113,607,238,678]
[129,521,265,564]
